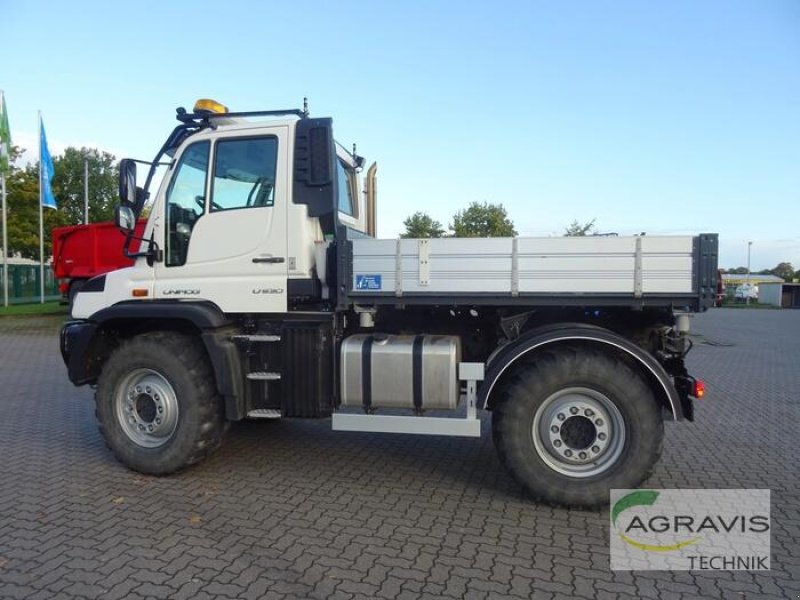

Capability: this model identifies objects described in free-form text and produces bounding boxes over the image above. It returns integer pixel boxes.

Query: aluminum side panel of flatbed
[350,236,696,297]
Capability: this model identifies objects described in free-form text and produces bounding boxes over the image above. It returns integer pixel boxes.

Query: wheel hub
[532,387,625,477]
[115,369,179,448]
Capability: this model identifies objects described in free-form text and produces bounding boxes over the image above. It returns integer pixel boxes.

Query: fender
[479,322,683,420]
[90,299,231,328]
[62,300,246,420]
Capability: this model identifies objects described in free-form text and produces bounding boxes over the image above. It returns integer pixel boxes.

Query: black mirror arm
[122,229,163,265]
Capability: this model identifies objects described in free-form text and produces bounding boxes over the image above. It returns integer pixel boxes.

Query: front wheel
[95,332,226,474]
[492,347,664,507]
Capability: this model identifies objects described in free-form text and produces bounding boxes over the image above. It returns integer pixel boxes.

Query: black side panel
[695,233,719,311]
[82,274,106,293]
[287,278,322,302]
[335,236,353,311]
[293,118,337,232]
[280,319,334,417]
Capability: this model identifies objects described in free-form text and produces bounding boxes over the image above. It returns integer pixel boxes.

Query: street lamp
[746,241,753,304]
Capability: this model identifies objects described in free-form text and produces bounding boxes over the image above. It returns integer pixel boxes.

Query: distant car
[735,284,758,302]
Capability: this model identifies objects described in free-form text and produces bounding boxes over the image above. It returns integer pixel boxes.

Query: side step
[247,409,282,419]
[232,334,281,343]
[332,413,480,437]
[246,371,281,381]
[331,362,484,438]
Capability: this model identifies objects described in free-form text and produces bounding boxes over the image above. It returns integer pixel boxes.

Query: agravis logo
[612,491,700,552]
[610,489,771,571]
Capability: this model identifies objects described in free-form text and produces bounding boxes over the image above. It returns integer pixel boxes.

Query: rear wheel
[492,347,663,507]
[95,332,226,474]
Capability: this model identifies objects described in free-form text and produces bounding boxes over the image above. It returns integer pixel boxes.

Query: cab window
[211,137,278,211]
[337,159,355,217]
[165,141,209,267]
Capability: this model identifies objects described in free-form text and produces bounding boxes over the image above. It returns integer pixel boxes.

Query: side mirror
[115,205,136,233]
[119,159,137,208]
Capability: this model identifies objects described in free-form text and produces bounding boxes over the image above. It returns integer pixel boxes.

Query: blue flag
[40,120,56,209]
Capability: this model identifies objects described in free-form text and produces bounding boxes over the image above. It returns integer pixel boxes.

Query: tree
[401,212,445,238]
[5,146,45,260]
[52,147,118,224]
[770,262,794,281]
[3,145,118,259]
[451,202,516,238]
[564,219,596,236]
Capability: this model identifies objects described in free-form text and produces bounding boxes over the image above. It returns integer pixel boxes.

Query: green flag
[0,92,11,174]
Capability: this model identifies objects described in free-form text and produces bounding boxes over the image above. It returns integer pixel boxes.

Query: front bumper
[60,320,98,386]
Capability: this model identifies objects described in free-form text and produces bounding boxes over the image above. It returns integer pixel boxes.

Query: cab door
[153,126,289,313]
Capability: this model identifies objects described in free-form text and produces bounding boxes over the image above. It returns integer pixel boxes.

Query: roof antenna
[302,97,309,117]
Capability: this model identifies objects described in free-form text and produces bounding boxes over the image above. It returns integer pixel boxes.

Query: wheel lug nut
[564,449,573,457]
[598,433,607,441]
[557,413,565,421]
[551,425,559,433]
[136,386,142,393]
[158,406,163,413]
[139,424,145,431]
[156,418,162,425]
[584,409,594,417]
[148,425,154,432]
[592,445,600,453]
[579,452,587,459]
[595,418,604,427]
[569,407,579,415]
[553,440,562,448]
[145,386,152,394]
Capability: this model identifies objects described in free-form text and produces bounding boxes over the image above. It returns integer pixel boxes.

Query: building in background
[720,274,784,302]
[759,282,800,309]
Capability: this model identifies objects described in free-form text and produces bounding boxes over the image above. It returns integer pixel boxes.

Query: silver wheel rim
[532,387,626,478]
[114,368,179,448]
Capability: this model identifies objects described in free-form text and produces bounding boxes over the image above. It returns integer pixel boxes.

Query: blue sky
[3,0,798,270]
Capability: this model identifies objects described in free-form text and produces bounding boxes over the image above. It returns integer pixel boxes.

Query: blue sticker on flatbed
[355,275,382,290]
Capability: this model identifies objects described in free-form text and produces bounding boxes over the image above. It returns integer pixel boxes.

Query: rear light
[693,379,705,399]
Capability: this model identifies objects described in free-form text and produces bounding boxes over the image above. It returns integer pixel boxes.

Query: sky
[2,0,798,270]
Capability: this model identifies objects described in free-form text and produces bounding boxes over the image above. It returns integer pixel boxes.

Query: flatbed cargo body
[348,233,718,311]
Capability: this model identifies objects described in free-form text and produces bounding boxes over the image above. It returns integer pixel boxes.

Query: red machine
[52,220,146,303]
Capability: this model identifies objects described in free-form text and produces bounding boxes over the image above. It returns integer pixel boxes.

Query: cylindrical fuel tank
[340,334,461,410]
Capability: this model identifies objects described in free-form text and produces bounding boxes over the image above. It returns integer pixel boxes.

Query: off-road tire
[95,332,226,474]
[492,347,663,507]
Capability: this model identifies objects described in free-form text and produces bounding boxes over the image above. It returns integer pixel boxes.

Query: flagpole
[39,111,44,304]
[1,90,8,308]
[1,170,7,308]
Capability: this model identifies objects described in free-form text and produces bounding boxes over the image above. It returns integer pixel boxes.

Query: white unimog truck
[61,99,717,506]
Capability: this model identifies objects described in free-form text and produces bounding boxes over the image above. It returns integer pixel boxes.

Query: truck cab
[73,101,375,319]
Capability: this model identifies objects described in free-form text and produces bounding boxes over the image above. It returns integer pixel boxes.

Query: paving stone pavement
[0,308,797,600]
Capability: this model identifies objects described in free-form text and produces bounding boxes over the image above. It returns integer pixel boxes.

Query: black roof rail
[176,98,309,125]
